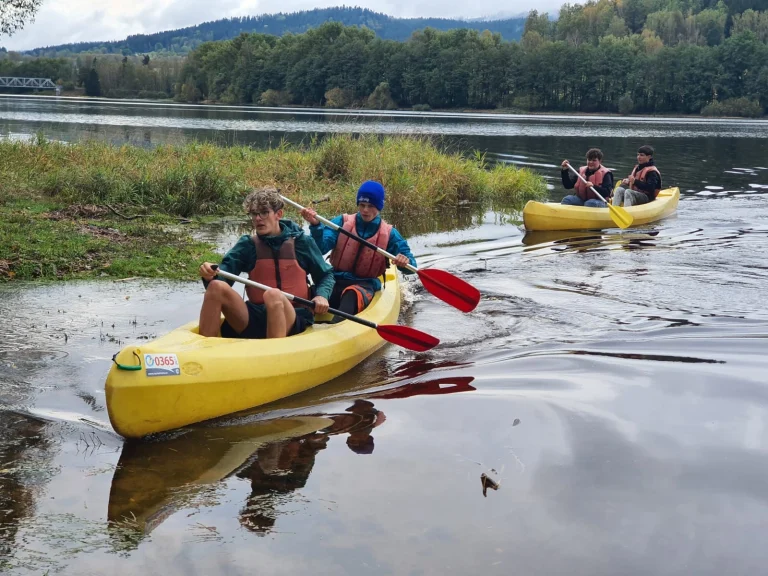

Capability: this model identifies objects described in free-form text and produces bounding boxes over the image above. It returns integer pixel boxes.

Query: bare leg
[262,288,297,338]
[199,281,250,337]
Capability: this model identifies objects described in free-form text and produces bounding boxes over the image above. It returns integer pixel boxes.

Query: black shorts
[329,279,375,310]
[220,302,311,339]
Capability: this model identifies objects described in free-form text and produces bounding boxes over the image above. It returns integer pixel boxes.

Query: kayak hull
[106,267,400,439]
[523,187,680,231]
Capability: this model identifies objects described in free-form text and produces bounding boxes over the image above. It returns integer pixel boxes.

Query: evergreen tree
[84,66,101,96]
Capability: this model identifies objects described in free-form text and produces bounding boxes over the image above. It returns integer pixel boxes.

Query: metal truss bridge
[0,77,58,90]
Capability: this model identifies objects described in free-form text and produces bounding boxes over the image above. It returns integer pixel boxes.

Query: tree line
[173,0,768,116]
[0,52,183,99]
[2,0,767,115]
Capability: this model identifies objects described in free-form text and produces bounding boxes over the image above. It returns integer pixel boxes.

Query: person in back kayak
[299,180,416,320]
[198,187,334,338]
[612,145,662,207]
[560,148,614,207]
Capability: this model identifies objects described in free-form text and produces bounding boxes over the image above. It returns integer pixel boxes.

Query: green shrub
[258,89,291,107]
[367,82,397,110]
[701,97,763,117]
[618,93,634,115]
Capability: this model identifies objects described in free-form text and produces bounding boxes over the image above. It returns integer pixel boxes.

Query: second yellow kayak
[523,187,680,231]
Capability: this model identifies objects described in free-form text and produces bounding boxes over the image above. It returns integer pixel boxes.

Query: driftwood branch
[105,204,147,220]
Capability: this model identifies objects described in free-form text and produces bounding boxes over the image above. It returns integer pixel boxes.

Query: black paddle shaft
[293,294,377,329]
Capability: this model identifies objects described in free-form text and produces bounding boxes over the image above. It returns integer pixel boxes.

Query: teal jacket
[208,219,335,305]
[309,213,416,293]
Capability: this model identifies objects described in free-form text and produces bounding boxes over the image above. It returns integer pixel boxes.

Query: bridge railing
[0,77,58,89]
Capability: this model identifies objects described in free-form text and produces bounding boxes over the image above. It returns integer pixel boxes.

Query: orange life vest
[574,165,610,200]
[246,236,310,306]
[329,214,392,279]
[630,165,662,198]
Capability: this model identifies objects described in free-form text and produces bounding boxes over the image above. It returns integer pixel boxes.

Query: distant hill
[24,7,528,57]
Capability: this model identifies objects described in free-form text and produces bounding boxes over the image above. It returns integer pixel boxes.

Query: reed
[1,134,546,216]
[0,134,547,281]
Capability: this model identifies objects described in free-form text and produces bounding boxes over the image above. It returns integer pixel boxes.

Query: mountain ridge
[23,6,528,56]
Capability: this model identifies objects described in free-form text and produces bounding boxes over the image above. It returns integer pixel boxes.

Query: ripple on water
[1,112,768,575]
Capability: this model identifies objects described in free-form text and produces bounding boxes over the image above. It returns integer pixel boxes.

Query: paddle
[212,267,439,352]
[279,195,481,313]
[565,162,633,229]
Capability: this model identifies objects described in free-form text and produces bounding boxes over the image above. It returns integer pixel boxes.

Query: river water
[1,95,768,575]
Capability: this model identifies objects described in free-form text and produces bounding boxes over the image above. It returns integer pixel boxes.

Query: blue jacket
[310,213,417,293]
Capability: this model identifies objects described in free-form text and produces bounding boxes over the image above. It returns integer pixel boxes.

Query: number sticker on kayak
[144,353,180,377]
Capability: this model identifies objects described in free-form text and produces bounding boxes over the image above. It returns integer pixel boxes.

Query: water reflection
[238,400,386,534]
[1,96,768,575]
[0,415,51,570]
[4,96,768,141]
[521,229,661,252]
[531,405,768,575]
[107,416,334,542]
[107,376,475,545]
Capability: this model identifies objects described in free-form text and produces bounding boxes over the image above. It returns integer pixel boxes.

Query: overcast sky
[1,0,561,51]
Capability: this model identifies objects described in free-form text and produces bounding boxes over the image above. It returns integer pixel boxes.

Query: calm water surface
[1,96,768,575]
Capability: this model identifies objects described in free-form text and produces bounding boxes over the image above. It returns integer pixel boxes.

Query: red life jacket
[329,214,392,278]
[630,165,662,199]
[574,165,610,201]
[246,236,310,306]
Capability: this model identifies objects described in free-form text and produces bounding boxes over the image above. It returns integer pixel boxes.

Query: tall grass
[1,135,547,216]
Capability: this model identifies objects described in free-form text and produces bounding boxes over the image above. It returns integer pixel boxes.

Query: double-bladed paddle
[213,267,439,352]
[565,162,634,229]
[280,195,481,313]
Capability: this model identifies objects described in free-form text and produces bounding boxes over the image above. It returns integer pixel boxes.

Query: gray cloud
[1,0,562,51]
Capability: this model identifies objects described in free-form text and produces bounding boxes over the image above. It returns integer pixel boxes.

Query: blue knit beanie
[356,180,385,211]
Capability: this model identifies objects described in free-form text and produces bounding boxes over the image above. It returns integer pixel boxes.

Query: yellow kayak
[106,266,400,439]
[523,187,680,231]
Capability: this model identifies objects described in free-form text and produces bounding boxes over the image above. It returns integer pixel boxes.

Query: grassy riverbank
[0,135,547,281]
[0,198,221,281]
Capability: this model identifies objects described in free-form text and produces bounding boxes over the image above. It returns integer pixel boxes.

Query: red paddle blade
[376,324,439,352]
[417,268,480,313]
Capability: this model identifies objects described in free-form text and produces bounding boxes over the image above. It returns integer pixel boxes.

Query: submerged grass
[0,205,220,281]
[0,134,546,281]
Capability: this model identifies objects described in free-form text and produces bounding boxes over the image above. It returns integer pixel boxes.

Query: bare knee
[262,288,285,311]
[204,280,230,301]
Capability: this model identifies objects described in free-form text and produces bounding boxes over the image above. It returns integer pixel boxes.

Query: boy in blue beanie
[301,180,417,319]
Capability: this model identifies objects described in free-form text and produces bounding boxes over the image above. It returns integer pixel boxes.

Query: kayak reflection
[107,375,475,545]
[521,228,660,250]
[107,415,334,547]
